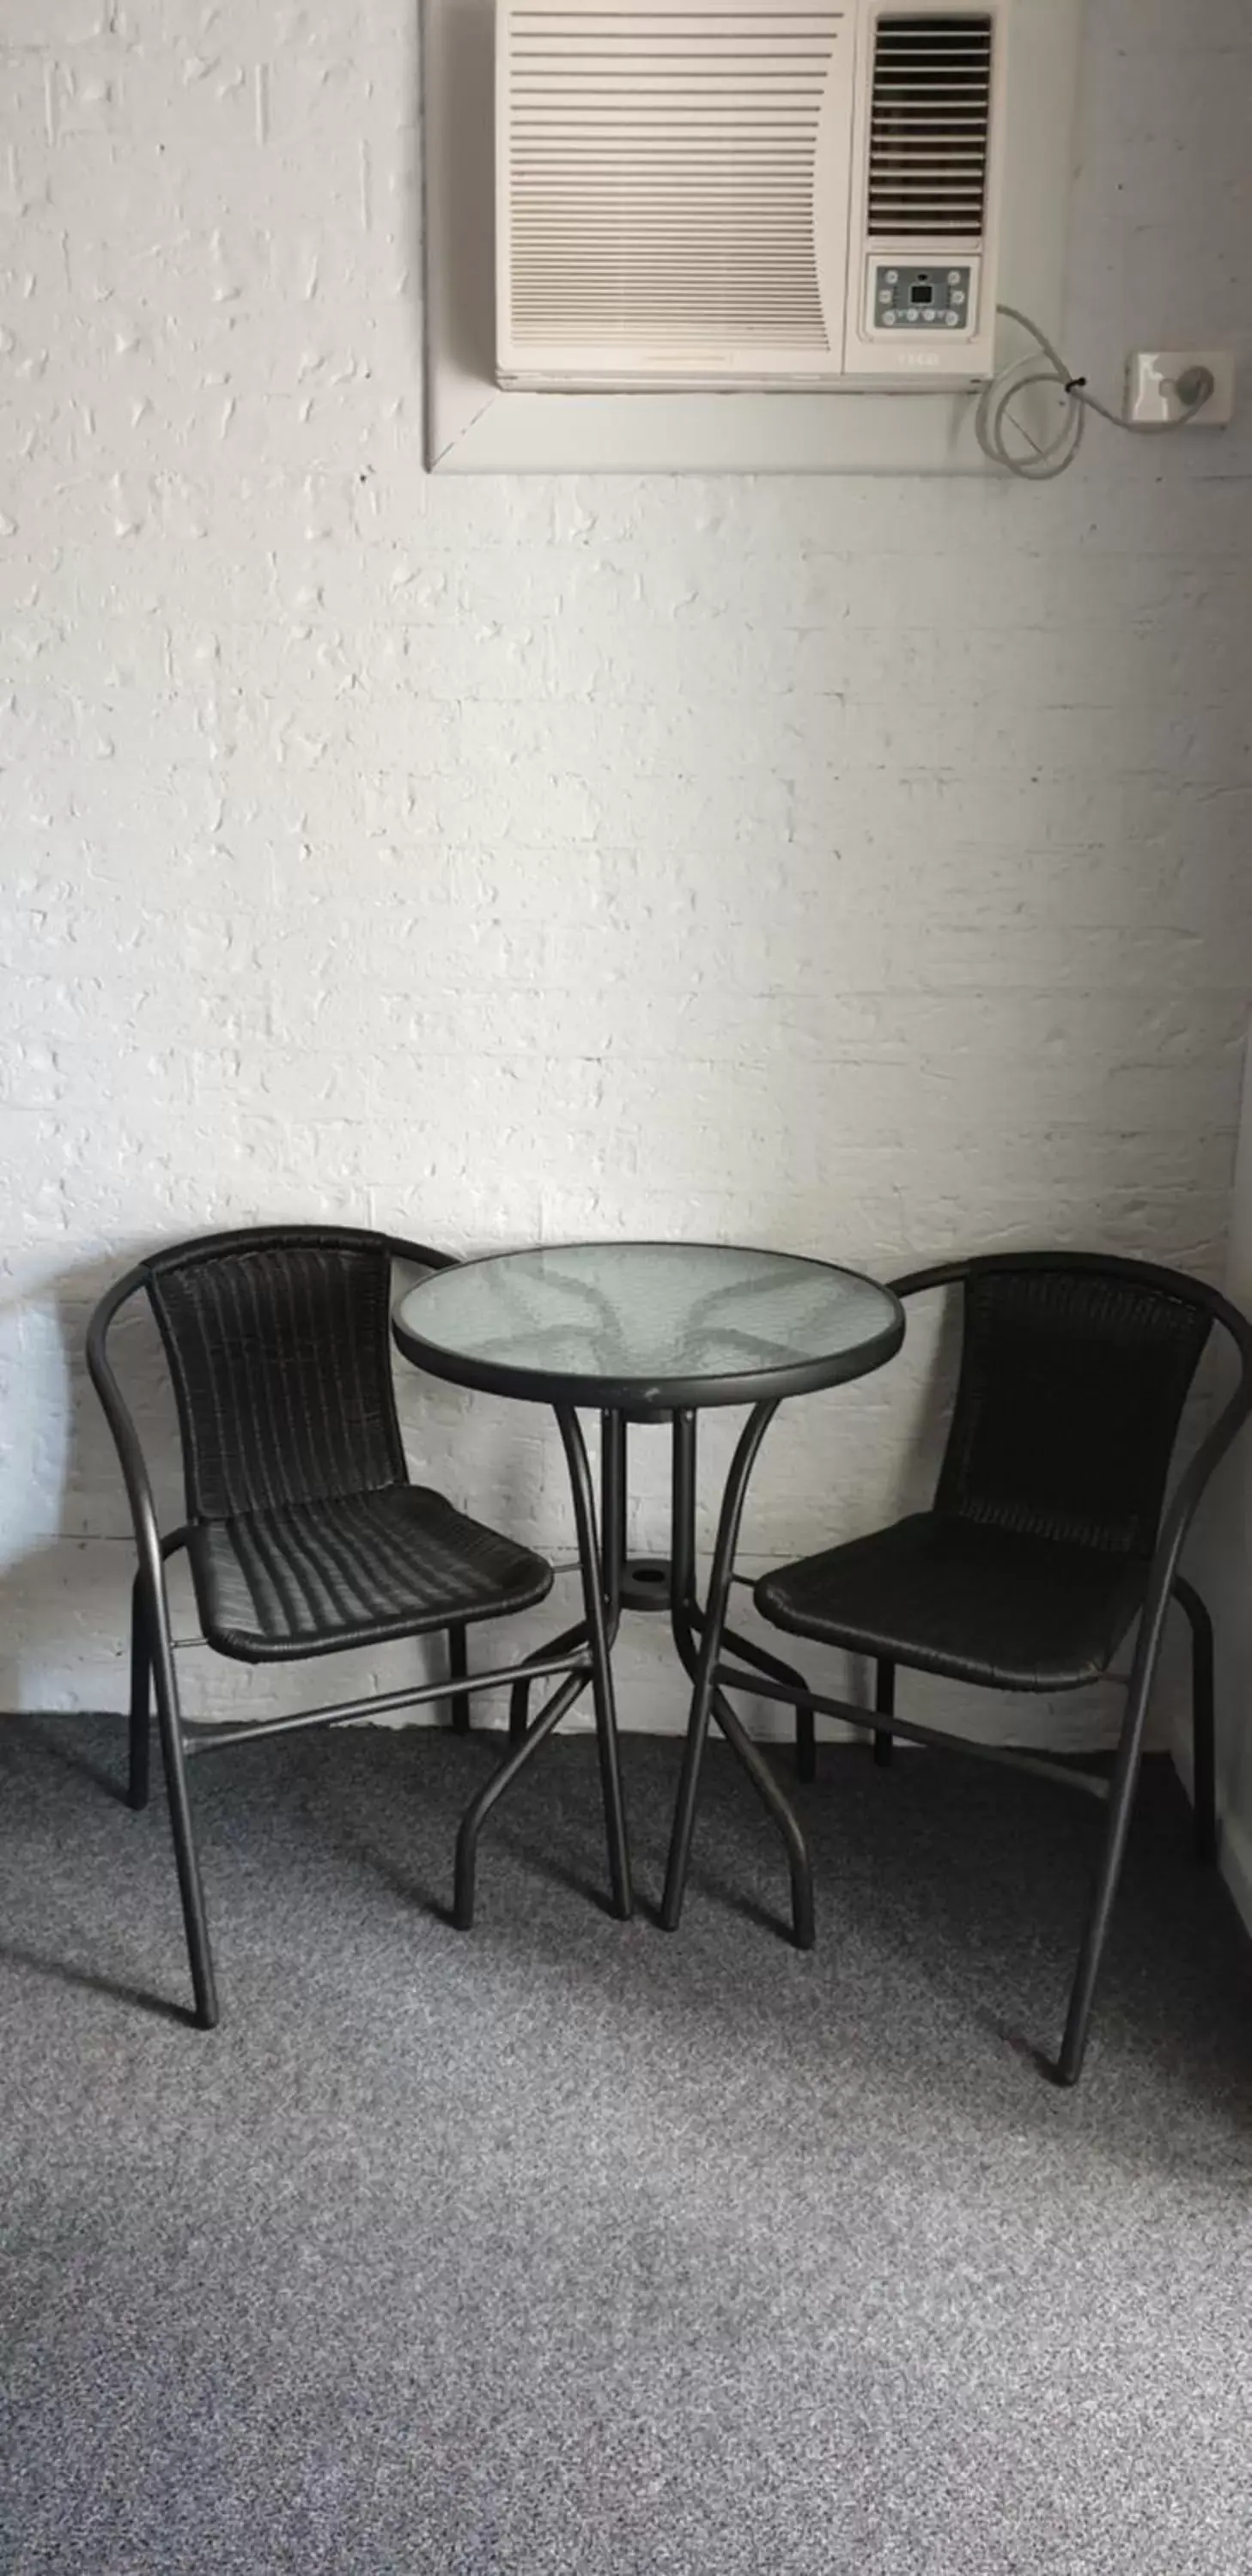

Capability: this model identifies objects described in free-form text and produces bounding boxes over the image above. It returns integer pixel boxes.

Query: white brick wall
[3,0,1251,1752]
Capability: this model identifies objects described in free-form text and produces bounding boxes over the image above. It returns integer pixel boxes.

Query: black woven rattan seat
[88,1224,560,2028]
[757,1260,1213,1697]
[751,1251,1252,2085]
[191,1485,552,1662]
[757,1513,1151,1692]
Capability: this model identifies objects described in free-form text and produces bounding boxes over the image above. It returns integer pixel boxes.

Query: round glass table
[393,1242,904,1943]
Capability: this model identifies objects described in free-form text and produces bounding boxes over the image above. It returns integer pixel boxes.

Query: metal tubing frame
[661,1404,815,1948]
[704,1665,1111,1801]
[184,1653,593,1756]
[1056,1574,1182,2087]
[599,1408,628,1625]
[88,1284,221,2026]
[128,1527,198,1808]
[1173,1574,1216,1868]
[453,1408,631,1929]
[556,1406,632,1922]
[95,1234,1242,2061]
[738,1582,1227,2082]
[507,1410,624,1745]
[447,1623,471,1735]
[489,1403,817,1947]
[748,1252,1252,2085]
[86,1227,601,2026]
[128,1571,151,1812]
[873,1658,895,1769]
[453,1668,592,1930]
[899,1258,1250,2083]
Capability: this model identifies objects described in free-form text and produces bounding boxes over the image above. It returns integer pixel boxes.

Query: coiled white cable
[974,305,1215,482]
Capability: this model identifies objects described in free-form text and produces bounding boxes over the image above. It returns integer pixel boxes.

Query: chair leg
[508,1677,531,1745]
[1174,1577,1217,1866]
[147,1593,219,2029]
[1056,1660,1155,2088]
[703,1613,816,1784]
[873,1659,895,1767]
[796,1703,817,1785]
[447,1623,471,1735]
[128,1573,152,1810]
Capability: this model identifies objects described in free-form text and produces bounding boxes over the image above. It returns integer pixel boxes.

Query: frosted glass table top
[393,1242,903,1413]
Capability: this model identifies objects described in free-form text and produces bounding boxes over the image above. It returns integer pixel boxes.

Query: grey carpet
[3,1717,1251,2576]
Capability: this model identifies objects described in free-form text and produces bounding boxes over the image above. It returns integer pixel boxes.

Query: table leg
[690,1603,817,1785]
[661,1404,814,1948]
[453,1407,631,1927]
[701,1688,815,1949]
[556,1406,633,1921]
[600,1408,627,1625]
[669,1409,699,1615]
[454,1669,591,1929]
[508,1619,590,1745]
[507,1409,625,1742]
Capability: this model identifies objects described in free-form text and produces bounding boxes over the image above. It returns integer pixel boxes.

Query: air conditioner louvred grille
[505,8,845,349]
[867,11,993,238]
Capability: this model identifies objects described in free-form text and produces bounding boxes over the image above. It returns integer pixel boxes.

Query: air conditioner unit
[495,0,1012,390]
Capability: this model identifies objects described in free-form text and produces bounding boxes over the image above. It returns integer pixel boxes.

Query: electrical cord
[974,304,1216,481]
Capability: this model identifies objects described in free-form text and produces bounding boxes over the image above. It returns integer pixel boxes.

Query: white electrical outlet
[1125,349,1236,428]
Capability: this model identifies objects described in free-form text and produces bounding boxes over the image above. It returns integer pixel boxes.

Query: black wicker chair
[88,1225,556,2027]
[749,1253,1252,2085]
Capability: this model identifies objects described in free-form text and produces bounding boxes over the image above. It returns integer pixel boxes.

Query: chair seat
[754,1513,1151,1691]
[188,1484,554,1663]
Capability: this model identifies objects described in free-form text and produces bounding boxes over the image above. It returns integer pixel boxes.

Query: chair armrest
[384,1235,459,1275]
[889,1260,973,1302]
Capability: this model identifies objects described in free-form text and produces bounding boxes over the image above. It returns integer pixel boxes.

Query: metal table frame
[393,1246,904,1940]
[472,1402,817,1943]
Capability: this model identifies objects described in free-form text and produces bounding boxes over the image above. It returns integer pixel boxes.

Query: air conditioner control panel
[866,260,978,337]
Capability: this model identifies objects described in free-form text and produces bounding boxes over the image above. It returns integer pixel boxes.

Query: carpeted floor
[3,1716,1251,2576]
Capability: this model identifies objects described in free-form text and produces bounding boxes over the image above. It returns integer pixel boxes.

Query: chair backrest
[142,1227,420,1522]
[925,1258,1216,1558]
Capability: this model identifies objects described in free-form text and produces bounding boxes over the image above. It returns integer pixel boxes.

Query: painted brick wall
[3,0,1251,1753]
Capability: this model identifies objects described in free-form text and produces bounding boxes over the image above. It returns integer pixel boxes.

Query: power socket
[1125,349,1236,427]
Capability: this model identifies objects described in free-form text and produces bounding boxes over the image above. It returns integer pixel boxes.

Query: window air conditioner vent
[866,12,994,239]
[504,7,847,351]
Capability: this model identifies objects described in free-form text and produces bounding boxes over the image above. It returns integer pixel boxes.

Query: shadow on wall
[0,1238,544,1721]
[416,0,496,395]
[0,1253,142,1716]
